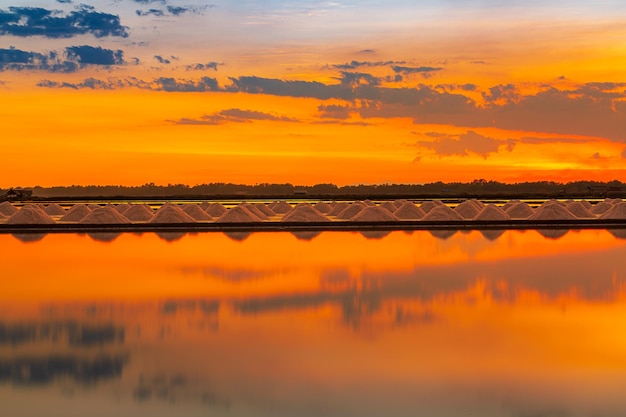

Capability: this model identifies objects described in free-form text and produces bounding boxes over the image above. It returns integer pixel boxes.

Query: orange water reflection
[1,230,626,416]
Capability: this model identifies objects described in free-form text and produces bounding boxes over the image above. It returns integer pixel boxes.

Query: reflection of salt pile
[240,203,269,220]
[422,205,464,221]
[538,229,569,239]
[156,232,186,242]
[216,206,262,223]
[336,202,366,219]
[455,200,481,219]
[205,203,227,217]
[150,204,196,223]
[291,231,321,241]
[281,204,330,222]
[527,203,577,221]
[592,201,614,215]
[600,202,626,219]
[0,201,18,216]
[420,200,444,213]
[608,229,626,239]
[80,206,132,224]
[123,204,155,222]
[360,230,391,240]
[43,203,66,215]
[6,205,55,224]
[474,204,511,221]
[182,204,213,221]
[269,201,293,215]
[88,232,121,242]
[328,202,350,216]
[394,202,425,220]
[480,229,506,241]
[505,202,534,219]
[11,233,47,243]
[59,204,91,222]
[351,206,398,221]
[313,202,332,214]
[566,202,596,219]
[429,229,458,240]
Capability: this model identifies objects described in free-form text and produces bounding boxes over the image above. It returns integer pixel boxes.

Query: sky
[1,0,626,187]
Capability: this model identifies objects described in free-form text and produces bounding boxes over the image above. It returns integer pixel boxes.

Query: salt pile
[380,201,398,212]
[269,201,293,215]
[182,204,213,221]
[150,204,196,223]
[505,202,535,219]
[205,203,227,217]
[455,200,481,219]
[0,201,18,216]
[336,202,366,220]
[313,202,333,214]
[215,206,262,223]
[87,204,103,210]
[363,200,376,207]
[501,200,520,211]
[43,203,66,216]
[420,200,444,213]
[394,202,426,220]
[254,204,276,217]
[527,204,577,221]
[240,203,269,220]
[79,206,132,224]
[351,206,398,221]
[422,205,464,221]
[6,206,55,225]
[123,204,155,222]
[474,204,511,221]
[327,202,350,216]
[114,203,131,214]
[199,201,211,210]
[59,204,91,222]
[566,201,596,219]
[580,200,593,209]
[600,202,626,219]
[281,204,330,222]
[394,199,410,209]
[591,201,613,215]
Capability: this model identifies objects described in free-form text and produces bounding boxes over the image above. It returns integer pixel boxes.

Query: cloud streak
[1,45,125,72]
[174,108,298,125]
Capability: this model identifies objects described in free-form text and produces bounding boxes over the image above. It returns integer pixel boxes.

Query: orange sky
[1,1,626,186]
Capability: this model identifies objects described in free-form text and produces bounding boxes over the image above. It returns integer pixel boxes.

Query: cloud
[37,77,145,90]
[37,76,219,92]
[56,0,72,3]
[318,104,352,119]
[391,65,443,78]
[338,71,380,87]
[185,62,220,71]
[0,5,128,38]
[135,5,213,17]
[154,55,170,64]
[66,45,124,66]
[0,45,125,72]
[135,9,164,17]
[173,108,298,125]
[153,76,218,92]
[334,60,406,70]
[134,0,167,3]
[416,131,513,158]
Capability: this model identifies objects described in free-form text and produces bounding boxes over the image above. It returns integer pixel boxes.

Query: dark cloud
[153,76,218,92]
[37,77,149,89]
[135,9,164,17]
[185,62,219,71]
[37,76,219,91]
[416,131,513,158]
[173,108,298,125]
[66,45,124,66]
[154,55,170,64]
[338,71,380,87]
[56,0,72,3]
[358,49,375,54]
[135,4,213,17]
[519,136,593,144]
[318,104,352,119]
[334,60,406,70]
[0,5,128,38]
[391,65,442,78]
[134,0,167,3]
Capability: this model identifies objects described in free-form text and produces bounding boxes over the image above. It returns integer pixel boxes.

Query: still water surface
[1,229,626,416]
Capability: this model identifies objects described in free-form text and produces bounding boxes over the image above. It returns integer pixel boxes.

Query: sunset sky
[2,0,626,187]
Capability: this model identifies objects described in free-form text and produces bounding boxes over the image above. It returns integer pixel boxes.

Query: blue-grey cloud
[185,62,220,71]
[0,5,128,38]
[338,71,380,87]
[135,8,164,17]
[37,77,147,90]
[36,76,218,92]
[135,4,213,17]
[134,0,167,3]
[334,60,406,70]
[154,55,170,64]
[174,108,298,125]
[66,45,124,66]
[56,0,72,3]
[318,104,352,119]
[1,45,125,72]
[153,76,218,92]
[391,65,442,78]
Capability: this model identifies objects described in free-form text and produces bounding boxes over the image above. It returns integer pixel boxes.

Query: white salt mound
[6,206,55,225]
[59,204,91,222]
[600,202,626,219]
[422,205,464,221]
[123,204,155,222]
[527,204,577,221]
[183,204,213,221]
[254,204,276,217]
[336,202,366,220]
[592,202,613,215]
[380,201,397,212]
[351,206,398,221]
[0,201,18,216]
[394,202,425,220]
[505,202,534,219]
[474,204,511,221]
[80,207,132,224]
[328,202,350,216]
[566,201,596,219]
[420,200,444,213]
[215,206,262,223]
[240,203,268,220]
[270,201,293,215]
[455,201,481,219]
[313,202,333,214]
[150,204,196,223]
[205,203,227,217]
[43,203,66,215]
[281,204,330,222]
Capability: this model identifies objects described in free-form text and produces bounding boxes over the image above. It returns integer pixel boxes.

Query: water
[1,229,626,416]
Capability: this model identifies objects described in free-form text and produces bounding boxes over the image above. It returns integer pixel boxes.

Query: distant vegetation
[2,180,624,200]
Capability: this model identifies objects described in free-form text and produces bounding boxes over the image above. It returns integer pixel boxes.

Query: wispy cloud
[173,108,298,125]
[1,45,125,72]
